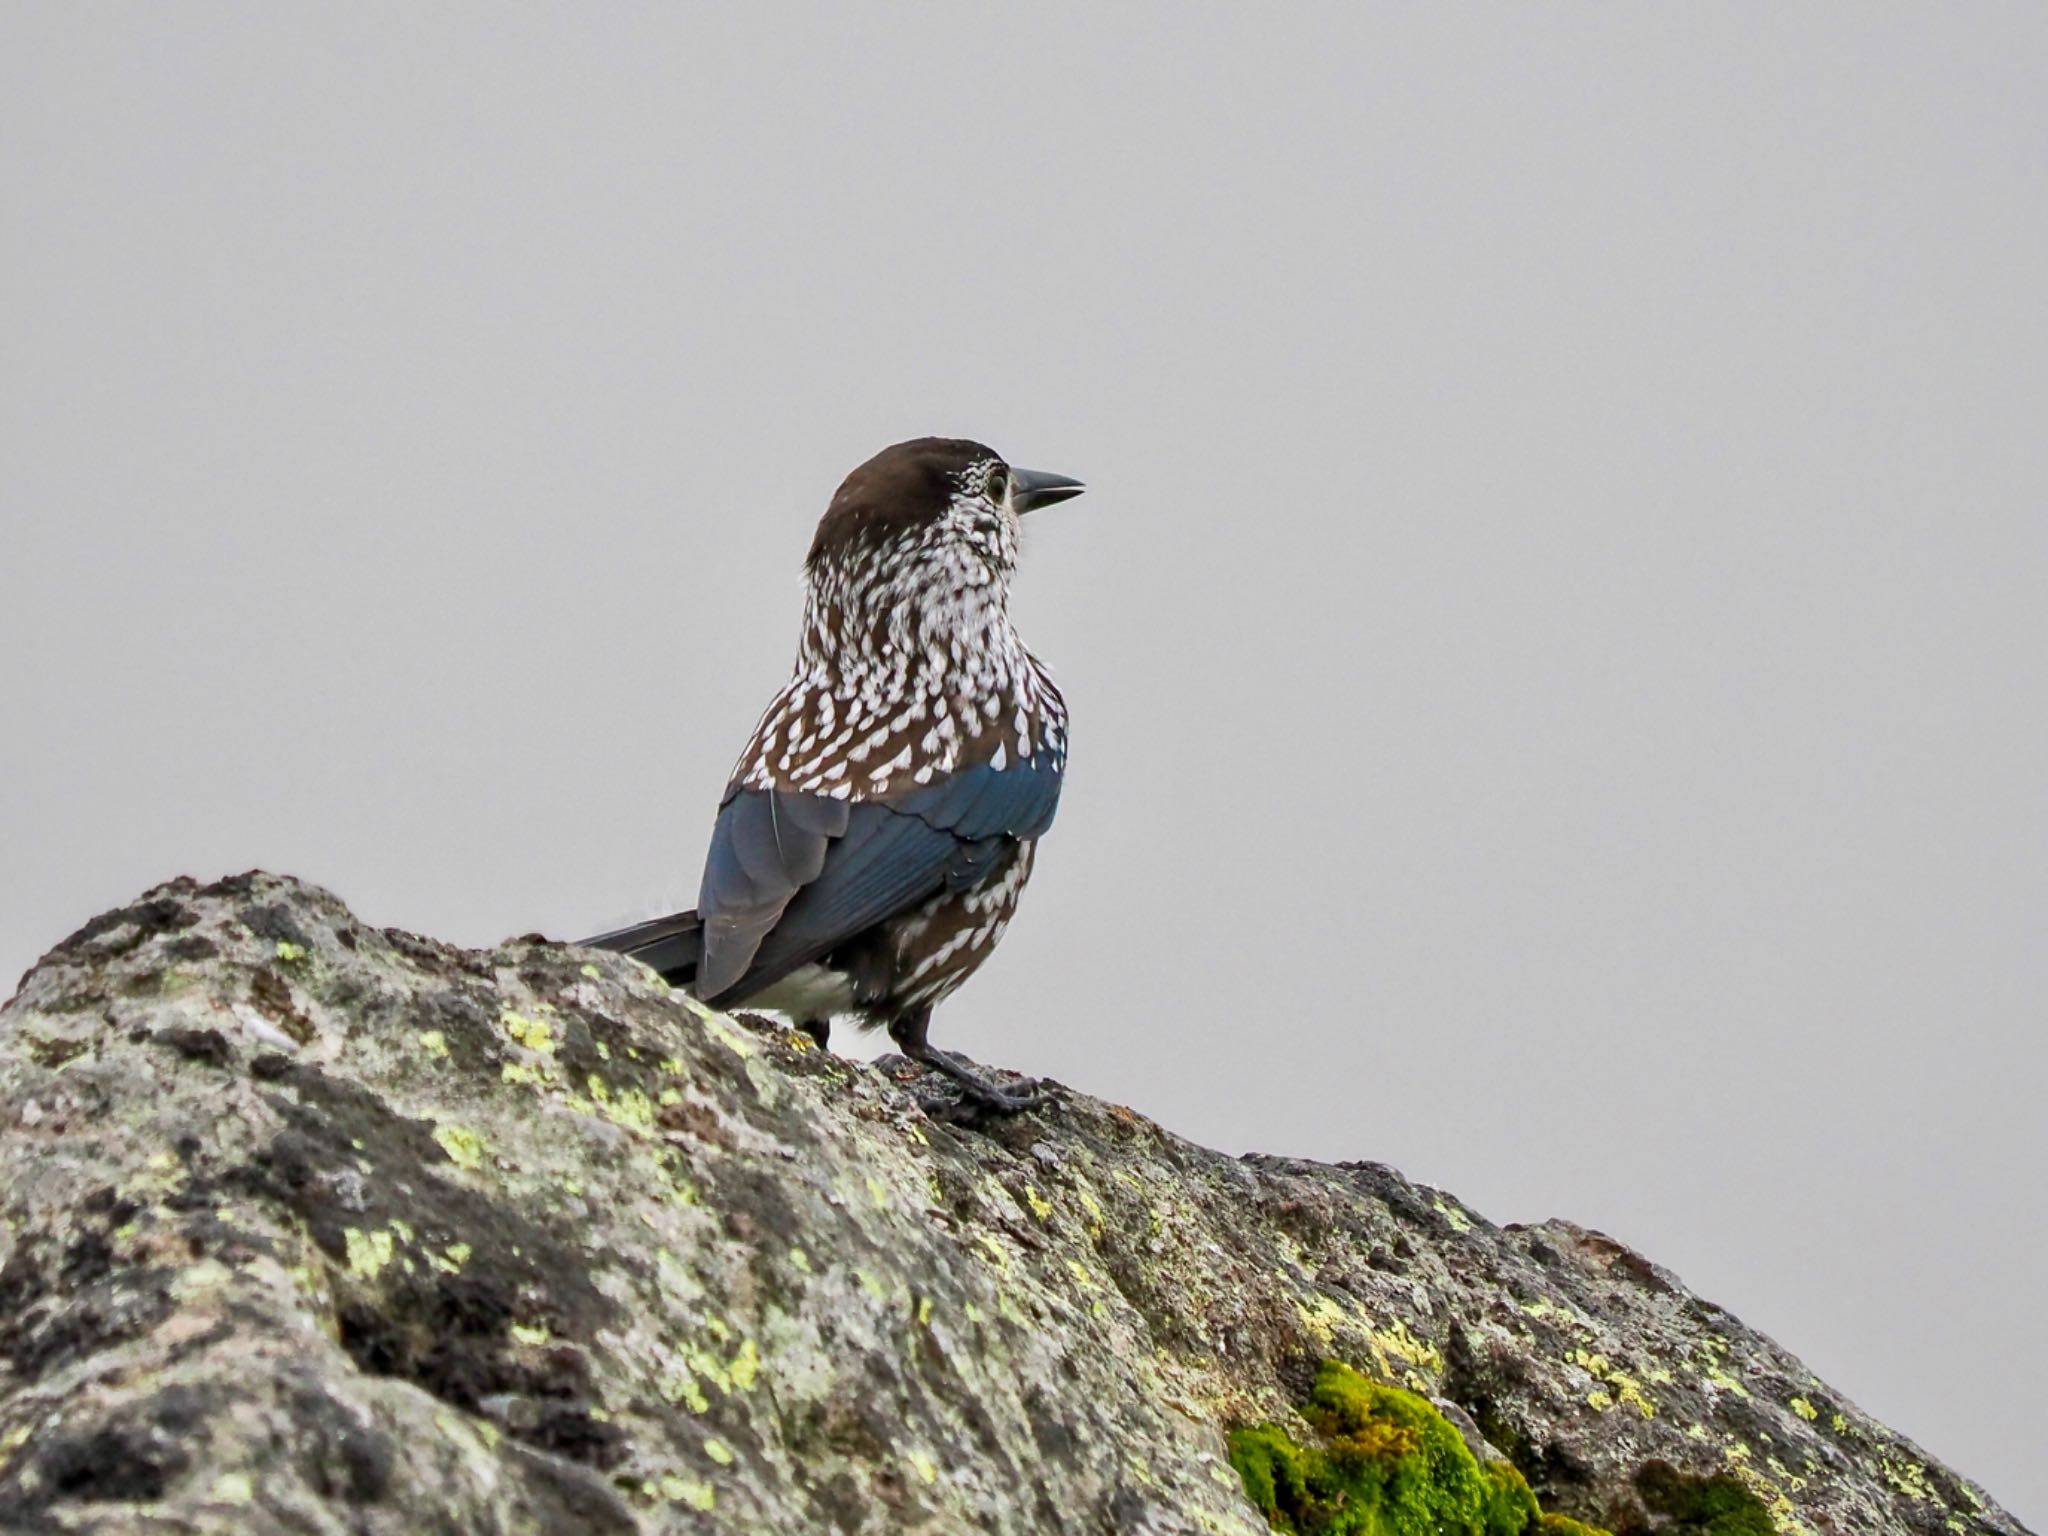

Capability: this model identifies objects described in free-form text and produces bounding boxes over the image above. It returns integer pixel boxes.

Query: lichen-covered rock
[0,874,2024,1535]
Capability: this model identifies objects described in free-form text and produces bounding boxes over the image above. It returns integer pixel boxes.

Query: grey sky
[4,4,2044,1524]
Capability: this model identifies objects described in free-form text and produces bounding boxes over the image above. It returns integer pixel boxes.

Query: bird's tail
[579,910,703,988]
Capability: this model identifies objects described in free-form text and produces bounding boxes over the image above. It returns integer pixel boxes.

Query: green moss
[1633,1463,1773,1536]
[1228,1361,1611,1536]
[1482,1461,1541,1534]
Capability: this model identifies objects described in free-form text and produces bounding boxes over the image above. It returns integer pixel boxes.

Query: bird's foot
[891,1048,1053,1121]
[918,1080,1052,1122]
[882,1006,1052,1121]
[915,1085,1052,1125]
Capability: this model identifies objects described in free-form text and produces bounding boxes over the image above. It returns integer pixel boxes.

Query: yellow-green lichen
[432,1123,488,1172]
[1369,1320,1444,1383]
[1229,1360,1613,1536]
[702,1012,755,1057]
[1567,1349,1655,1419]
[1789,1397,1818,1422]
[1431,1197,1474,1233]
[658,1474,715,1510]
[417,1029,450,1059]
[501,1008,555,1053]
[1882,1455,1935,1503]
[728,1338,761,1391]
[660,1371,711,1414]
[343,1227,395,1281]
[1692,1337,1751,1399]
[274,941,308,964]
[684,1347,732,1395]
[1296,1291,1351,1348]
[972,1232,1011,1270]
[1075,1182,1106,1239]
[601,1085,656,1133]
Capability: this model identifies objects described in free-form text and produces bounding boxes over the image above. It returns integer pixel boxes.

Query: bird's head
[805,438,1084,598]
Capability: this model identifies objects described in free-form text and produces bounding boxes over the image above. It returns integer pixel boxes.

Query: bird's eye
[984,467,1009,502]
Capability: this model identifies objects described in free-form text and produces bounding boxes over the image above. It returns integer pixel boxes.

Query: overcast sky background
[4,4,2044,1525]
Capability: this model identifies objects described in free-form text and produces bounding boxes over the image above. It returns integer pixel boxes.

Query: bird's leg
[886,1006,1049,1116]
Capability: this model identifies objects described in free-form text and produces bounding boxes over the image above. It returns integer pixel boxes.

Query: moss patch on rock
[1229,1360,1611,1536]
[1632,1462,1774,1535]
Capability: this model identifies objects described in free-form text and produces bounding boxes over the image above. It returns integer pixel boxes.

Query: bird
[581,437,1084,1114]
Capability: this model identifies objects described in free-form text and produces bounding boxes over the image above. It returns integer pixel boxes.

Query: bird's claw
[917,1079,1053,1124]
[963,1078,1052,1114]
[890,1048,1054,1121]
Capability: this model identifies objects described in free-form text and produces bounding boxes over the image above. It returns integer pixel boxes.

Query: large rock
[0,873,2023,1535]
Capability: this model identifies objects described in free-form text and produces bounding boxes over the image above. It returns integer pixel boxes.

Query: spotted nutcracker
[582,437,1084,1113]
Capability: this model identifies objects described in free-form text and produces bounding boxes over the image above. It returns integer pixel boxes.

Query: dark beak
[1012,467,1086,513]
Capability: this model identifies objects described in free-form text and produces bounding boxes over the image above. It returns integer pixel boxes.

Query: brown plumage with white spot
[583,437,1084,1113]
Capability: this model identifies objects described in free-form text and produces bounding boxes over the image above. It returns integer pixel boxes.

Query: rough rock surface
[0,873,2024,1536]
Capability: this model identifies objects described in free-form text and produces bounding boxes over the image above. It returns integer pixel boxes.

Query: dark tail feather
[579,910,703,987]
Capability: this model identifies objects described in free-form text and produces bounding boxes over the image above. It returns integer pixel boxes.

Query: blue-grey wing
[695,788,850,998]
[908,754,1064,843]
[695,755,1063,1004]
